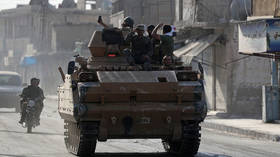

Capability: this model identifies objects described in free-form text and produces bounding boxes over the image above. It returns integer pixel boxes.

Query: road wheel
[64,121,98,157]
[162,121,201,157]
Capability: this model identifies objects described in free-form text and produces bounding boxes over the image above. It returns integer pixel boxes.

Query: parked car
[0,71,23,112]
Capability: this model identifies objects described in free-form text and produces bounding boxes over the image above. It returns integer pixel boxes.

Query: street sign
[239,19,280,54]
[21,56,37,66]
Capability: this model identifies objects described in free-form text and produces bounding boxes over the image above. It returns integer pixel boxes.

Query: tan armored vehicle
[58,30,207,157]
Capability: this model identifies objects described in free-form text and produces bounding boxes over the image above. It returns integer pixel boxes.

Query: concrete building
[111,0,175,27]
[60,0,77,8]
[0,1,110,55]
[0,0,111,93]
[174,0,269,116]
[77,0,112,11]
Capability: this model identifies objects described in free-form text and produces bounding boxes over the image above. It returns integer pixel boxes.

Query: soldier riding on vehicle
[125,24,153,68]
[152,24,175,64]
[58,15,207,157]
[98,16,134,31]
[97,16,135,55]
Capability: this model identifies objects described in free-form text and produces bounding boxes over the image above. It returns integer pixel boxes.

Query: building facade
[0,4,109,55]
[0,0,110,93]
[77,0,112,11]
[111,0,175,27]
[174,0,268,116]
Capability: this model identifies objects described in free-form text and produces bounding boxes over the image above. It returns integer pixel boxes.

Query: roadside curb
[201,121,280,142]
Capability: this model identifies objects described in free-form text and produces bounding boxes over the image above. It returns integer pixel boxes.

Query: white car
[0,71,23,112]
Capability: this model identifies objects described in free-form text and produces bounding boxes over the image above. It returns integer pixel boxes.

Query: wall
[52,23,103,51]
[0,5,110,56]
[252,0,280,16]
[111,0,175,25]
[0,5,110,94]
[175,0,271,115]
[175,0,195,26]
[78,0,112,11]
[5,38,30,56]
[193,47,215,110]
[192,43,228,111]
[15,53,73,94]
[110,11,124,28]
[195,0,231,23]
[226,25,271,115]
[200,25,270,115]
[77,0,86,10]
[175,0,231,28]
[205,25,270,115]
[215,43,228,111]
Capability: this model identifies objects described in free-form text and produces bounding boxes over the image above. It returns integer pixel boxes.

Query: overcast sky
[0,0,73,11]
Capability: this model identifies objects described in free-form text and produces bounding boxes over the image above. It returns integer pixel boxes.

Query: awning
[174,33,221,65]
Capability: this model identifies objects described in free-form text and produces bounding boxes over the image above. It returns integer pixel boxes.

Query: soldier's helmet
[123,16,134,28]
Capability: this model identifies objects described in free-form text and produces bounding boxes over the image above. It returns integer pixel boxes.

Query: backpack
[102,28,124,45]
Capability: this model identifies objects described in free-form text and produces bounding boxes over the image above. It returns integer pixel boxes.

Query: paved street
[0,98,279,157]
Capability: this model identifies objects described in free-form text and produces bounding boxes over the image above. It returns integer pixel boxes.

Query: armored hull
[58,31,207,157]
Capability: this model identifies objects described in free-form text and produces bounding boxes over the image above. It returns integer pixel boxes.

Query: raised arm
[152,23,164,40]
[98,16,109,28]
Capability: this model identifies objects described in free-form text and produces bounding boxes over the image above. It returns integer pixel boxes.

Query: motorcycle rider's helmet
[30,78,40,84]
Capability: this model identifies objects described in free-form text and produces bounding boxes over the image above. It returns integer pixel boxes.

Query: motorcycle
[21,99,39,133]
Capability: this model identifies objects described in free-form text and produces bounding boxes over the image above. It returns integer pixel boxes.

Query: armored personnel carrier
[58,30,207,157]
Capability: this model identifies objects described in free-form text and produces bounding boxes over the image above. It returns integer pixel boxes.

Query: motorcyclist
[98,16,134,53]
[19,78,45,125]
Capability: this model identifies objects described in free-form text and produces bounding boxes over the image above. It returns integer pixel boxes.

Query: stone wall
[111,0,175,25]
[175,0,231,28]
[0,5,110,95]
[225,26,271,115]
[15,53,74,94]
[52,23,103,51]
[0,5,110,55]
[110,11,124,28]
[175,0,271,116]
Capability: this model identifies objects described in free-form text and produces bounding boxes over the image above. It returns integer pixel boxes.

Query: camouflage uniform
[125,25,153,66]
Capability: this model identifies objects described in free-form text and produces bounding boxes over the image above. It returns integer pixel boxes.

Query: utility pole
[271,58,279,120]
[263,56,280,123]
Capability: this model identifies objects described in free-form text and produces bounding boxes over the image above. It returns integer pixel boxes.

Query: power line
[224,56,251,66]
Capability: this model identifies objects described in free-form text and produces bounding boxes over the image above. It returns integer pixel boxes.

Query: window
[0,75,21,86]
